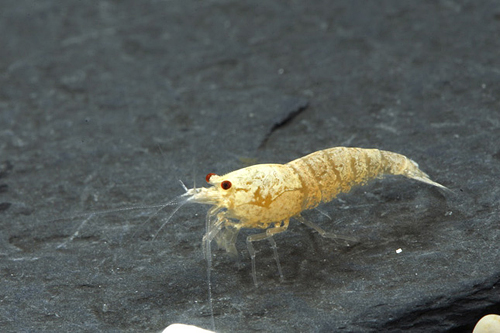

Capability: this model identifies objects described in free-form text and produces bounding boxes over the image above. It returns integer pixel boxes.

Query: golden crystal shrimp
[183,146,447,285]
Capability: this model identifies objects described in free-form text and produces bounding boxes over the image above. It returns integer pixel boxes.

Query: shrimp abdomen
[287,147,445,209]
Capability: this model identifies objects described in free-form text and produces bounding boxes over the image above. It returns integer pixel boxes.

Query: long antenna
[191,157,197,190]
[206,238,216,331]
[179,179,189,193]
[205,209,217,331]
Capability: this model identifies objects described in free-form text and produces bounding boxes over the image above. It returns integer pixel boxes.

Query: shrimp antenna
[152,199,188,240]
[179,179,189,193]
[191,157,197,190]
[156,143,166,159]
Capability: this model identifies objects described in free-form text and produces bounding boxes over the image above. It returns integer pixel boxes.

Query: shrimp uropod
[185,147,447,285]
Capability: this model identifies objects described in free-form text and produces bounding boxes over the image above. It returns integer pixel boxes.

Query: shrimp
[184,147,447,286]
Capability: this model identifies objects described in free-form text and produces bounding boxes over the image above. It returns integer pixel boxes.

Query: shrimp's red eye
[206,173,217,182]
[221,180,232,190]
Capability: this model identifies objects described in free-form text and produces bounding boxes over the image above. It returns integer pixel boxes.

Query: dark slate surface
[1,1,500,332]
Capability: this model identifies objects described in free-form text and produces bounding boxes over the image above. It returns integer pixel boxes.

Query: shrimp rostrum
[183,147,447,285]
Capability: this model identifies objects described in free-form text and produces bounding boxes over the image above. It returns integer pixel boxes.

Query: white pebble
[473,314,500,333]
[162,323,215,333]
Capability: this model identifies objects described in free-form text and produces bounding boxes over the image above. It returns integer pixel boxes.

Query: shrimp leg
[246,220,289,286]
[202,208,225,262]
[295,214,357,245]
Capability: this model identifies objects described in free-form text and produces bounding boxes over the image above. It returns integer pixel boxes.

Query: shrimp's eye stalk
[221,180,232,190]
[206,173,217,183]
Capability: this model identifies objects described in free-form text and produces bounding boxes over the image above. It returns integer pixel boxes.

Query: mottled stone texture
[1,1,499,332]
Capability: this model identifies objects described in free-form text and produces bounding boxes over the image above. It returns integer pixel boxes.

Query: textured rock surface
[1,1,499,332]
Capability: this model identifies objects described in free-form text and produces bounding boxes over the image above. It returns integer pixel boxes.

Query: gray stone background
[1,0,499,332]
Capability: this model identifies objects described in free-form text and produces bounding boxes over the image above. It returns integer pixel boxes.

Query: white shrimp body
[185,147,446,284]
